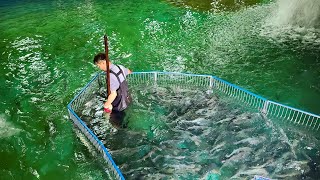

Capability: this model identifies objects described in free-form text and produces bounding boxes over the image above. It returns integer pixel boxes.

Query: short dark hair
[93,53,106,64]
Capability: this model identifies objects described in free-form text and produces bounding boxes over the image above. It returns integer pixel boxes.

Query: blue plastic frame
[67,71,319,179]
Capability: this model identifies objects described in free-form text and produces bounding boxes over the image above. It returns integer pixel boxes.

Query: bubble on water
[29,167,40,179]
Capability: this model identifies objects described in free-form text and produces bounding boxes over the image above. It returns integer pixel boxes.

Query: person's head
[93,53,111,71]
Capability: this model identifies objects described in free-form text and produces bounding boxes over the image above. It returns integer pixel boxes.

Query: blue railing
[128,71,319,130]
[67,71,320,179]
[67,73,125,180]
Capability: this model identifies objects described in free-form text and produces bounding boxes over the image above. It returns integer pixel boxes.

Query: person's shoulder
[118,64,126,69]
[118,64,130,74]
[110,72,117,80]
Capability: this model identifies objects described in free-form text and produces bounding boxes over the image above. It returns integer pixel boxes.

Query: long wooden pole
[104,35,111,96]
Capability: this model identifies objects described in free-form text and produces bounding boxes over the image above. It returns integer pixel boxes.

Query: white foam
[261,0,320,46]
[0,115,21,138]
[268,0,320,28]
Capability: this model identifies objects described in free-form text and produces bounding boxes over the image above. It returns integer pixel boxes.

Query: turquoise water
[78,82,320,179]
[1,0,319,179]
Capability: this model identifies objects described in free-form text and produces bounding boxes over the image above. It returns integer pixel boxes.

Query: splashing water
[269,0,320,28]
[261,0,320,46]
[0,114,21,138]
[77,84,320,179]
[1,0,320,179]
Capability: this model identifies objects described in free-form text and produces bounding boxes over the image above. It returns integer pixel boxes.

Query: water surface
[0,0,319,179]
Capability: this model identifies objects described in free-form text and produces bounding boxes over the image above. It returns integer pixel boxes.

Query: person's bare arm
[104,91,117,111]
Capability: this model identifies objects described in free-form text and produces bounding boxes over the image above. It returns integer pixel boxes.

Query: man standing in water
[93,53,132,127]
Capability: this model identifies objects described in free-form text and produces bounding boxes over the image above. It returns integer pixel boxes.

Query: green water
[79,82,320,179]
[0,0,319,179]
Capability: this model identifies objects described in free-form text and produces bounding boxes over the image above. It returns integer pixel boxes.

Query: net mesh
[67,71,320,179]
